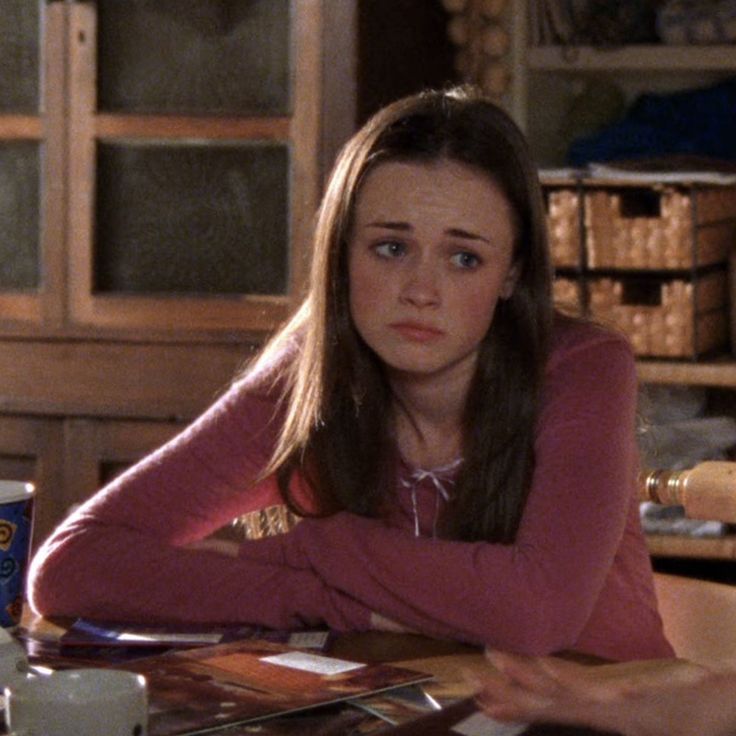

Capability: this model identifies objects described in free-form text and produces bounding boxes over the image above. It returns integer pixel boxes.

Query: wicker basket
[546,189,582,268]
[585,185,736,270]
[587,270,728,357]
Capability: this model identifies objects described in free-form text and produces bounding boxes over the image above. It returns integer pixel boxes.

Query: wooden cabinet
[0,0,358,545]
[0,1,456,546]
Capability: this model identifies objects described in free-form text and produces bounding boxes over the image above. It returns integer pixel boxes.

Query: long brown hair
[252,86,554,543]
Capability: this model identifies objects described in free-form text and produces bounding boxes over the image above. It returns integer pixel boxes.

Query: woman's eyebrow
[446,227,490,244]
[364,221,490,244]
[364,220,412,231]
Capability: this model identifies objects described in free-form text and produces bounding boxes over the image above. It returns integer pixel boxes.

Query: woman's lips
[389,322,445,342]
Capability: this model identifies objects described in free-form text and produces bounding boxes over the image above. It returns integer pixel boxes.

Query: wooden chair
[639,461,736,522]
[654,572,736,664]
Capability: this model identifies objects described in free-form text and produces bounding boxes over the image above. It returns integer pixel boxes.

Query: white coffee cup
[5,668,148,736]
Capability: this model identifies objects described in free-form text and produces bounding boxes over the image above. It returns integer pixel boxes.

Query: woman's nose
[399,262,440,308]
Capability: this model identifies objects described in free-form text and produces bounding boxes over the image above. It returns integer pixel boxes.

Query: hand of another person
[472,649,736,736]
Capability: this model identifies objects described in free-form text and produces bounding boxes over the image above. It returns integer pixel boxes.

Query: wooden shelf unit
[506,1,736,165]
[504,3,736,562]
[527,44,736,72]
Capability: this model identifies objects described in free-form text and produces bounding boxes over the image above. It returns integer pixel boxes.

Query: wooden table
[15,614,610,736]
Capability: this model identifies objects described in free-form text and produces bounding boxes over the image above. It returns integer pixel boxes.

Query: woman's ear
[500,262,520,300]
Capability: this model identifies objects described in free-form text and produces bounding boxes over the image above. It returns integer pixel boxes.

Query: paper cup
[5,668,148,736]
[0,481,34,628]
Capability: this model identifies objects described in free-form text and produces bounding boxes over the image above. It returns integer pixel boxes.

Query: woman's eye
[374,241,405,259]
[450,251,481,269]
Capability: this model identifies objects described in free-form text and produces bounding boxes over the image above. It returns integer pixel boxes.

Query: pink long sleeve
[268,323,673,661]
[28,372,371,631]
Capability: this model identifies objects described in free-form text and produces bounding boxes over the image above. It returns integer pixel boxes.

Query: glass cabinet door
[0,1,48,326]
[66,0,325,334]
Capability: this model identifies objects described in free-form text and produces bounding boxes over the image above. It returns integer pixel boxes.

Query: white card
[452,711,528,736]
[260,651,365,676]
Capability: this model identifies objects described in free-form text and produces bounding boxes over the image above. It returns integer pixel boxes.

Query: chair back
[639,461,736,522]
[654,572,736,664]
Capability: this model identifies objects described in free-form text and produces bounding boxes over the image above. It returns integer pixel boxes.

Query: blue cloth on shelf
[568,77,736,165]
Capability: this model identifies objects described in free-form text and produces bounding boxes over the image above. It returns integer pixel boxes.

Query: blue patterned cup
[0,481,35,628]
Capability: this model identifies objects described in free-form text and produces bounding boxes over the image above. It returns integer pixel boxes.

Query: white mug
[5,668,148,736]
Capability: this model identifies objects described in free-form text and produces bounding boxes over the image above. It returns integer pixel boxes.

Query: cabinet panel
[94,142,289,296]
[66,0,321,334]
[0,417,183,549]
[97,0,291,115]
[0,2,66,329]
[0,0,40,113]
[0,1,345,338]
[0,141,40,289]
[62,418,185,520]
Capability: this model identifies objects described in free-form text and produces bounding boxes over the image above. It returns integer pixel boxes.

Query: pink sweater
[28,319,673,661]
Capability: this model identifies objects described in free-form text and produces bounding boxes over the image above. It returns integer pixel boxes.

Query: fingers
[485,650,563,696]
[471,651,560,722]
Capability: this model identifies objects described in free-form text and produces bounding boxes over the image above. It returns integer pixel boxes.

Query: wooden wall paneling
[61,419,99,521]
[57,417,185,541]
[0,339,250,420]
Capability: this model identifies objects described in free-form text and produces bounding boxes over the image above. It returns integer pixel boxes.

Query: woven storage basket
[546,188,582,268]
[585,185,736,270]
[587,270,728,358]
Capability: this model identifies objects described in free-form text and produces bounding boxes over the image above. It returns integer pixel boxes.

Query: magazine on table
[15,619,334,668]
[111,637,432,736]
[59,618,333,651]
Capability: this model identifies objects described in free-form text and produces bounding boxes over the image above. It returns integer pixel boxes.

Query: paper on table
[260,651,365,676]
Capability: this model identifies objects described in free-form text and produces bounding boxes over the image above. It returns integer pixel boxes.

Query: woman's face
[348,158,519,385]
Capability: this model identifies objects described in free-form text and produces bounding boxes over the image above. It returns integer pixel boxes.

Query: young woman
[28,86,672,662]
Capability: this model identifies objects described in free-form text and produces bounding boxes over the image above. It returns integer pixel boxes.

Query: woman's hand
[471,650,736,736]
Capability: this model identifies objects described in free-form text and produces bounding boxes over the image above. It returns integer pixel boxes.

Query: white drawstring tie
[400,459,462,538]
